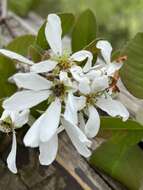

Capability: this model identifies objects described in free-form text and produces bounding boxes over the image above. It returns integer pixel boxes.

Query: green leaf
[7,35,36,56]
[35,13,75,50]
[0,35,36,113]
[90,117,143,190]
[72,9,97,52]
[100,117,143,146]
[0,56,16,113]
[9,0,34,17]
[120,33,143,99]
[90,145,143,190]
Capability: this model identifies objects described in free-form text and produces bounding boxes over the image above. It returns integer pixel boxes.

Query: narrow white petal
[39,134,58,165]
[96,95,129,121]
[45,14,62,55]
[23,117,40,148]
[62,119,91,158]
[0,49,33,65]
[106,62,123,76]
[85,106,100,138]
[40,98,61,142]
[30,60,58,73]
[91,75,109,93]
[96,40,112,64]
[71,50,93,72]
[59,71,72,87]
[0,110,10,121]
[7,131,17,174]
[13,73,52,91]
[12,110,30,128]
[70,66,91,94]
[85,69,102,80]
[78,79,91,94]
[3,90,51,111]
[64,93,86,125]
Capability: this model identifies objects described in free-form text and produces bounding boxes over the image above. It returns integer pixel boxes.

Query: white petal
[45,14,62,55]
[106,62,123,76]
[96,95,129,121]
[91,75,109,93]
[39,134,58,165]
[78,79,91,94]
[13,73,52,91]
[96,40,112,64]
[85,106,100,138]
[0,109,29,129]
[59,71,72,87]
[70,66,91,94]
[0,110,10,121]
[7,131,17,174]
[40,98,61,142]
[85,69,102,80]
[23,118,40,148]
[12,110,30,128]
[62,119,91,157]
[0,49,33,65]
[3,90,50,111]
[64,93,86,125]
[30,60,58,73]
[71,50,93,72]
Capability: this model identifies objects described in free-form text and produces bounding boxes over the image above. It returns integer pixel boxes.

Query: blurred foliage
[9,0,34,17]
[9,0,143,48]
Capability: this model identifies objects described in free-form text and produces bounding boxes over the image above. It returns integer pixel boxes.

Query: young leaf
[72,9,97,52]
[35,13,75,50]
[120,33,143,99]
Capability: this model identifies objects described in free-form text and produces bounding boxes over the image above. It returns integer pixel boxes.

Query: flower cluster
[0,14,129,173]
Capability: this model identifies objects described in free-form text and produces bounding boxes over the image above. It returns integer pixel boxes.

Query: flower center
[52,83,66,98]
[58,59,72,70]
[0,117,13,133]
[86,94,96,105]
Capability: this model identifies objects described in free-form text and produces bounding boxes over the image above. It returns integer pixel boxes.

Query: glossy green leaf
[35,13,75,50]
[120,33,143,99]
[90,117,143,190]
[72,9,97,52]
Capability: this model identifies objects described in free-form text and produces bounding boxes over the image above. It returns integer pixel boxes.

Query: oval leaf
[120,33,143,99]
[72,9,97,52]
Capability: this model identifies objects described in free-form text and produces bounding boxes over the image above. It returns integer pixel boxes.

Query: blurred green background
[9,0,143,48]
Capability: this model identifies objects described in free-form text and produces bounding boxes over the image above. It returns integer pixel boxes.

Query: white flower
[3,73,52,111]
[22,78,91,165]
[30,14,93,74]
[70,62,129,138]
[0,13,129,170]
[0,109,29,173]
[96,40,123,76]
[0,13,94,166]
